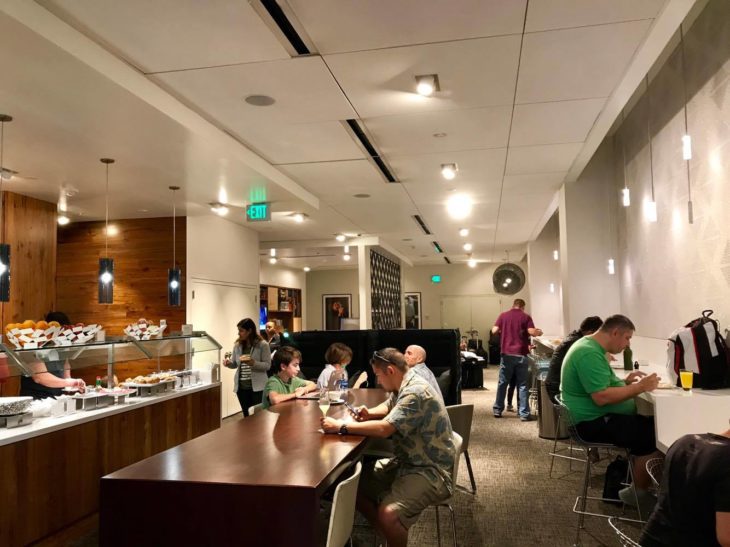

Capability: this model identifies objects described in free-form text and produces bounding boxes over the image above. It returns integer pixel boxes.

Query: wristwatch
[339,423,349,435]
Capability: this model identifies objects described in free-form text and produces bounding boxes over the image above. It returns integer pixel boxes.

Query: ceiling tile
[287,0,526,54]
[390,148,506,186]
[517,20,653,103]
[506,143,583,175]
[510,98,605,146]
[324,36,521,118]
[38,0,290,72]
[501,173,566,195]
[364,107,512,157]
[279,160,385,198]
[525,0,665,32]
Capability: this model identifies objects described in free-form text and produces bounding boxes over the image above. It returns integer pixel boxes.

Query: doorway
[440,295,503,344]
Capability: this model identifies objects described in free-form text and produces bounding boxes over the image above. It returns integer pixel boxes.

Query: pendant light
[0,114,12,302]
[679,24,694,224]
[619,110,631,207]
[168,185,181,306]
[644,76,658,223]
[98,158,115,304]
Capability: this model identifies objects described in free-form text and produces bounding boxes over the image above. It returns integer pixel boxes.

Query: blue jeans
[493,354,530,418]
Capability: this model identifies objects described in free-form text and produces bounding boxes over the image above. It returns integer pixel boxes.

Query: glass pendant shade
[0,243,10,302]
[622,188,631,207]
[98,257,114,304]
[168,267,181,306]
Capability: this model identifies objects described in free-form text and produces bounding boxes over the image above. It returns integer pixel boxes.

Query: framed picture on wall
[323,294,352,330]
[404,292,421,329]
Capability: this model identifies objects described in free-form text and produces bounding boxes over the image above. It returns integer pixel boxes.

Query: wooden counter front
[100,388,388,547]
[0,384,220,547]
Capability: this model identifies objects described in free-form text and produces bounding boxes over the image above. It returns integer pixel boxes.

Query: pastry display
[124,318,166,340]
[4,319,62,349]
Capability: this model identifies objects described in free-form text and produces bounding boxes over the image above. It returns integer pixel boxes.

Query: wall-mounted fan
[493,263,525,295]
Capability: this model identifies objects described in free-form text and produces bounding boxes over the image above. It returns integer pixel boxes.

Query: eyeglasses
[372,351,394,365]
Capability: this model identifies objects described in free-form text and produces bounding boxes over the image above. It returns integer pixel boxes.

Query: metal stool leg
[447,504,457,547]
[575,452,591,545]
[435,505,442,547]
[464,451,476,493]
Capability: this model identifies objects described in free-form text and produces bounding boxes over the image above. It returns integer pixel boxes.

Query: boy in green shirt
[262,346,317,409]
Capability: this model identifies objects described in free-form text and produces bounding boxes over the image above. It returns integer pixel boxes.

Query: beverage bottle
[623,346,633,371]
[95,376,102,391]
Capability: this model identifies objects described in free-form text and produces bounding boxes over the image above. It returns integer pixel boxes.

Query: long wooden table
[100,388,387,547]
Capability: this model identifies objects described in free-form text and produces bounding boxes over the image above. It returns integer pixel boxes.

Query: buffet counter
[0,382,221,547]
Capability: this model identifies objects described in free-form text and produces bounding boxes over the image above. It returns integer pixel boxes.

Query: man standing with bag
[492,298,543,421]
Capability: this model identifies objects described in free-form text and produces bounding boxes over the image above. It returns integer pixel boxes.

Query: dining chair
[430,431,463,547]
[325,461,362,547]
[446,404,476,493]
[248,403,264,415]
[645,457,664,491]
[608,517,642,547]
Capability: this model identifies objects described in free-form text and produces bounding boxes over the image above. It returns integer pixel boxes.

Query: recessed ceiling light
[292,213,306,223]
[463,243,473,252]
[353,193,370,198]
[57,215,70,226]
[343,254,351,261]
[269,257,277,264]
[433,132,447,138]
[415,74,440,96]
[459,228,469,237]
[137,209,149,213]
[210,202,229,216]
[468,258,477,268]
[270,248,276,257]
[441,163,458,180]
[446,194,473,220]
[303,266,311,272]
[335,234,346,242]
[402,238,413,242]
[244,94,275,106]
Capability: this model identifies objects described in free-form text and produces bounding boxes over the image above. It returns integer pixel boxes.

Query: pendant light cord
[680,24,692,203]
[104,162,109,256]
[172,189,176,268]
[0,120,4,243]
[620,110,628,193]
[646,75,655,202]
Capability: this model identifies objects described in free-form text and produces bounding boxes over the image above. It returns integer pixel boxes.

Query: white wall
[559,140,622,331]
[260,262,307,330]
[528,213,563,336]
[305,268,359,330]
[402,262,531,332]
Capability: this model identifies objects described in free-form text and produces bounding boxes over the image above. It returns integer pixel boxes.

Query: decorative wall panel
[613,0,730,337]
[370,250,401,329]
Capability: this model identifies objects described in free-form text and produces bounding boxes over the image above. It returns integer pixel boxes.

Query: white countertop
[0,382,220,447]
[638,387,730,452]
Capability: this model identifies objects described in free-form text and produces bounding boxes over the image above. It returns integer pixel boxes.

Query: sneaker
[506,405,515,412]
[520,415,534,422]
[619,486,656,516]
[493,412,502,418]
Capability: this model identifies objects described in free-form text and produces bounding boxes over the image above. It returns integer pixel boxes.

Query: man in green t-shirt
[561,314,660,510]
[261,346,317,409]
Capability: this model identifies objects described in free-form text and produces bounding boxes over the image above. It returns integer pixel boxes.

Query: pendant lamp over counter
[0,114,13,302]
[98,158,115,304]
[168,185,181,306]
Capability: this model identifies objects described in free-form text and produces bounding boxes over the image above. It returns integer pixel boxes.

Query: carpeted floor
[398,366,643,547]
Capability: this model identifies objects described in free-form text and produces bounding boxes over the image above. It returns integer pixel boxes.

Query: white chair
[325,461,363,547]
[446,404,476,493]
[431,431,463,547]
[608,517,642,547]
[248,403,264,415]
[646,457,664,492]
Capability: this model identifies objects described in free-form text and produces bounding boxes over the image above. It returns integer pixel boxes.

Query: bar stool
[645,457,664,491]
[608,517,642,547]
[554,397,644,545]
[431,431,463,547]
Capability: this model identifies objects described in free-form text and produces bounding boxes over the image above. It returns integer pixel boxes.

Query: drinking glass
[318,389,330,417]
[679,370,693,392]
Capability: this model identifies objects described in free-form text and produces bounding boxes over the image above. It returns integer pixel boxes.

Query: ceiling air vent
[345,120,397,183]
[258,0,311,55]
[444,256,451,264]
[432,241,444,254]
[412,215,432,235]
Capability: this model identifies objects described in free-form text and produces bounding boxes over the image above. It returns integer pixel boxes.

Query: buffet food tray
[71,392,115,411]
[0,411,33,428]
[121,379,176,397]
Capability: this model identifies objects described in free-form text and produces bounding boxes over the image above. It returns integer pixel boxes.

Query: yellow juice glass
[679,370,693,391]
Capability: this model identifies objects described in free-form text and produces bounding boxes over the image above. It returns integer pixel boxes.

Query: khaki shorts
[360,458,450,528]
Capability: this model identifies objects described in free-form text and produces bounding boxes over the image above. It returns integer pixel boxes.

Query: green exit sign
[246,202,271,222]
[431,275,442,283]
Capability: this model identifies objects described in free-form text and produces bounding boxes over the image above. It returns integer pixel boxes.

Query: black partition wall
[289,329,461,405]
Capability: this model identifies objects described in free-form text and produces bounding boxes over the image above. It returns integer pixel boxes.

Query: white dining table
[608,360,730,452]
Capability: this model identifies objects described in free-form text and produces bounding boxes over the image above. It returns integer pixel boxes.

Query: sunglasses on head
[372,351,394,365]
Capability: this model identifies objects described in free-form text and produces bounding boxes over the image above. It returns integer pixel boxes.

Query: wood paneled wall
[0,192,57,396]
[56,217,186,334]
[55,217,187,384]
